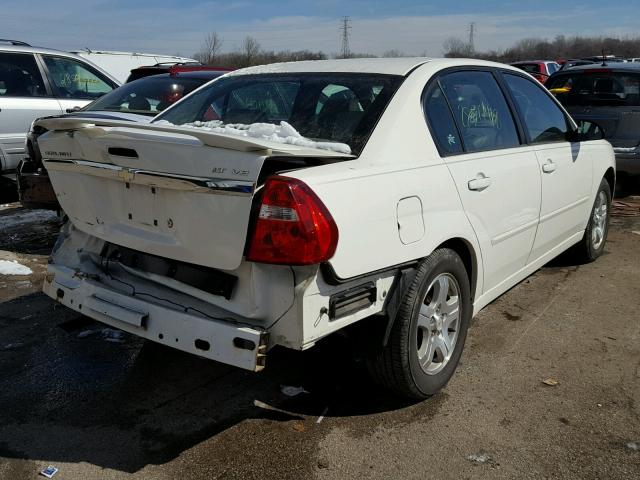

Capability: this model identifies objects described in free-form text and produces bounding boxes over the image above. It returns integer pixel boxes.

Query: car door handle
[467,175,492,191]
[542,160,557,173]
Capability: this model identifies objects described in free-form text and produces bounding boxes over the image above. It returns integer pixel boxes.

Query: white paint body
[36,58,615,371]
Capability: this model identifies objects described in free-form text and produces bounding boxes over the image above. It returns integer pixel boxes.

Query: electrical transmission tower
[339,16,351,58]
[468,22,476,52]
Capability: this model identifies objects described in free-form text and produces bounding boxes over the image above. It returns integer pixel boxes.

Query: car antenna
[601,49,607,67]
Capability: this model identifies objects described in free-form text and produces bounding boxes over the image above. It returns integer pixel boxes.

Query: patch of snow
[467,452,491,464]
[0,260,33,276]
[0,209,57,230]
[77,330,97,339]
[101,328,125,343]
[161,120,352,155]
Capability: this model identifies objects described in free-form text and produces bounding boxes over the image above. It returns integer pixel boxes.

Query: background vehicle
[126,63,232,83]
[0,39,119,176]
[35,58,614,399]
[70,49,198,84]
[18,68,227,210]
[547,63,640,185]
[511,60,560,83]
[558,59,595,71]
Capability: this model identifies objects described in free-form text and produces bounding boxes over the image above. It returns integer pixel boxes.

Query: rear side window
[504,73,569,144]
[547,71,640,107]
[438,71,520,153]
[423,84,462,155]
[0,52,46,97]
[42,55,114,100]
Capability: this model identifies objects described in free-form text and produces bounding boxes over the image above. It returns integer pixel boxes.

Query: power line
[339,16,351,58]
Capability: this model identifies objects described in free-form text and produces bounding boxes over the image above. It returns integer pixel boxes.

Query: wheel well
[437,238,477,301]
[603,167,615,195]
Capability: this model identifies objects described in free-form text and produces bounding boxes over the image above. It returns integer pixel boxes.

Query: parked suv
[511,60,560,84]
[18,68,228,209]
[0,40,119,176]
[547,63,640,183]
[36,58,613,399]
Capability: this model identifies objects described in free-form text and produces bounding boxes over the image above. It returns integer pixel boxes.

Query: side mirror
[568,120,605,142]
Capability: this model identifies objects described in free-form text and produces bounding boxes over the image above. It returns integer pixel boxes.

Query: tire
[573,178,611,263]
[367,248,472,399]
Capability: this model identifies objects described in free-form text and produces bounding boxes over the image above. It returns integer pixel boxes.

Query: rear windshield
[516,63,541,74]
[153,73,403,156]
[84,75,209,116]
[547,71,640,106]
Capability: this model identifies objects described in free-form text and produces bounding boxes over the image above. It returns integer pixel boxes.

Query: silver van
[0,40,119,175]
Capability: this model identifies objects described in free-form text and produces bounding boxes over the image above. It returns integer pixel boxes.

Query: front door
[502,73,592,261]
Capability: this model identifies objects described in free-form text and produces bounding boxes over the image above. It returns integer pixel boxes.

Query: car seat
[128,95,151,112]
[3,69,33,96]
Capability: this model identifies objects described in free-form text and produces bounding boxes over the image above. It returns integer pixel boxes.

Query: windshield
[548,71,640,107]
[85,75,209,116]
[153,73,403,155]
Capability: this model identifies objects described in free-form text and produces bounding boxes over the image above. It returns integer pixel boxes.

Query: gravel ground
[0,192,638,480]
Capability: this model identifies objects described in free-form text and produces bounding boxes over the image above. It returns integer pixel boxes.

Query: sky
[1,0,637,58]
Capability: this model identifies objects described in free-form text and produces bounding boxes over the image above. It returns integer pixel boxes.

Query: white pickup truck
[35,58,615,399]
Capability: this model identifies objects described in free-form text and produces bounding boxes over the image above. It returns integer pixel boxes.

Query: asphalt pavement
[0,194,639,480]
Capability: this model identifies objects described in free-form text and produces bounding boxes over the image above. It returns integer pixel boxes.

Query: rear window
[85,75,208,116]
[548,71,640,106]
[153,73,403,156]
[516,63,541,74]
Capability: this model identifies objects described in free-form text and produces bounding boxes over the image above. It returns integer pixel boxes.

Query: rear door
[0,52,62,171]
[426,69,541,294]
[502,72,592,261]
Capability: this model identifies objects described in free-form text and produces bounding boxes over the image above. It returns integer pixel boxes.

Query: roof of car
[554,62,640,73]
[0,42,91,58]
[228,57,526,77]
[511,60,557,65]
[136,70,227,81]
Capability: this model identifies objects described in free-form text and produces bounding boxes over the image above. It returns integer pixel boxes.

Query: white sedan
[35,58,614,399]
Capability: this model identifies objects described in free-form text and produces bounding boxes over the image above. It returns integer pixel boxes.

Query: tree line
[442,35,640,62]
[190,31,640,68]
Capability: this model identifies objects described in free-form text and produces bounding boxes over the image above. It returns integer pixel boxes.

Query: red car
[510,61,560,84]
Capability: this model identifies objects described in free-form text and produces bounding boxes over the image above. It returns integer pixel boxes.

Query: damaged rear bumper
[43,264,268,371]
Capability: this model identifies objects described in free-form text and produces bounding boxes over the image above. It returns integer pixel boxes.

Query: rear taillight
[246,176,338,265]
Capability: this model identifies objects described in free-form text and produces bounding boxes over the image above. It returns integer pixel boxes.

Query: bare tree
[442,37,475,58]
[382,49,407,58]
[196,31,223,64]
[242,36,261,66]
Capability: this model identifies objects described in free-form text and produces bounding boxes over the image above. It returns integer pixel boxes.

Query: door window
[504,73,570,143]
[423,84,463,155]
[438,71,521,153]
[0,53,46,97]
[42,55,114,100]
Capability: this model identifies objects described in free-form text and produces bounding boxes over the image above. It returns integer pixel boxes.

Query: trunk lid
[36,117,349,271]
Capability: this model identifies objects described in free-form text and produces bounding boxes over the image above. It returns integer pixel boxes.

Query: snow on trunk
[155,120,352,155]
